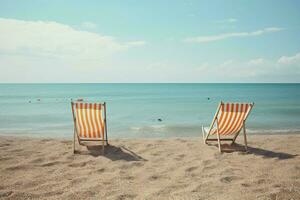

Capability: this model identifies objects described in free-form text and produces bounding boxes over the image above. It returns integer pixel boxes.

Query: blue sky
[0,0,299,82]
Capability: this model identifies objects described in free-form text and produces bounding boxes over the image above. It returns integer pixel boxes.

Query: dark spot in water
[158,118,162,122]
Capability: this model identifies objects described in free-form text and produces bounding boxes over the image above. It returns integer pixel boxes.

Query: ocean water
[0,83,299,139]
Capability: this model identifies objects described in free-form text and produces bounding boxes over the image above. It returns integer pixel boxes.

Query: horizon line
[0,82,299,84]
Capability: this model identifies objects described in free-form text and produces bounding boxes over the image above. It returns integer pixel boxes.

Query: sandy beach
[0,134,299,200]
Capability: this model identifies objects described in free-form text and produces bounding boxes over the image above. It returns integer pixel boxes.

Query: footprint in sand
[96,168,105,173]
[59,151,68,156]
[0,143,10,147]
[220,176,242,183]
[146,144,153,148]
[40,190,64,197]
[0,157,11,162]
[120,162,144,169]
[165,152,175,157]
[132,162,144,167]
[41,161,61,167]
[70,177,88,185]
[5,164,28,171]
[122,175,134,181]
[67,190,96,199]
[174,154,185,161]
[252,188,266,193]
[273,184,281,188]
[22,180,42,189]
[46,169,55,174]
[68,162,87,168]
[66,155,75,160]
[0,191,13,198]
[49,155,60,160]
[220,168,235,176]
[30,157,45,164]
[241,183,250,187]
[201,160,217,171]
[149,175,163,181]
[151,152,160,156]
[191,183,203,193]
[117,194,137,200]
[202,159,213,166]
[185,166,199,173]
[256,179,267,184]
[9,149,23,153]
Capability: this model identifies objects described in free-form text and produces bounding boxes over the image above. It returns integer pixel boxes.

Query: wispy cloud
[278,52,300,65]
[125,40,147,47]
[184,27,283,43]
[247,58,267,66]
[215,18,238,23]
[195,52,300,82]
[0,18,145,60]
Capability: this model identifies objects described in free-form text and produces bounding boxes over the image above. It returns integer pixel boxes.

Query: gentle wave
[247,129,300,134]
[129,124,300,136]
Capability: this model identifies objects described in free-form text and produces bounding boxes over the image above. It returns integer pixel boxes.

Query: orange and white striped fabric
[211,103,253,135]
[73,102,105,140]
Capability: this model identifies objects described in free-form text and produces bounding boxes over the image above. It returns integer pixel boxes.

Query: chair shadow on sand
[75,144,147,161]
[208,143,298,160]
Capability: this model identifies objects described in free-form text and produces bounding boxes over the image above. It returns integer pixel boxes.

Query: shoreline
[0,134,299,199]
[0,130,300,141]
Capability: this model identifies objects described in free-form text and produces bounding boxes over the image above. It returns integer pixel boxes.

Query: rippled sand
[0,134,299,199]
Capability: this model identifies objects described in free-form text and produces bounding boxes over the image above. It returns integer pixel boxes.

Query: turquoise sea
[0,83,299,139]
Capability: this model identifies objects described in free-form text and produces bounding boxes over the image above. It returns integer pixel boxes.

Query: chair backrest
[212,102,254,135]
[71,102,106,140]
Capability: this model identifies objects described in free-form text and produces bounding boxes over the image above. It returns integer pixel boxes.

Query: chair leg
[243,124,248,152]
[102,140,105,155]
[217,132,222,153]
[215,120,222,153]
[73,130,76,154]
[202,125,207,144]
[73,141,75,154]
[231,132,239,145]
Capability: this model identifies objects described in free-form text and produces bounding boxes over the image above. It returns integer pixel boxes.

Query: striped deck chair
[71,102,108,154]
[202,102,254,152]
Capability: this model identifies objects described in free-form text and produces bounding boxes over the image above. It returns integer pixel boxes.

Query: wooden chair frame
[202,102,254,153]
[71,101,109,154]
